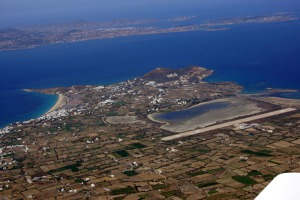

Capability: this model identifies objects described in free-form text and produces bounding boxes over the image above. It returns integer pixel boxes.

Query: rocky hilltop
[142,66,213,83]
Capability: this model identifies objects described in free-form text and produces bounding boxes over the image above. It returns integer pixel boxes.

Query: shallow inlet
[154,102,229,123]
[149,97,263,132]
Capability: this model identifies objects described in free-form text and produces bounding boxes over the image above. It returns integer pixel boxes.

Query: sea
[1,18,300,128]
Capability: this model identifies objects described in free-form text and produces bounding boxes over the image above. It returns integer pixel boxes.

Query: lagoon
[148,97,263,132]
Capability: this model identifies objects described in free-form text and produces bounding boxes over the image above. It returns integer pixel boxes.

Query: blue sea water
[1,19,300,128]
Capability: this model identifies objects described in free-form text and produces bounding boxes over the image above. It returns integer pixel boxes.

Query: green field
[123,170,139,176]
[115,150,130,157]
[248,170,262,176]
[111,187,136,195]
[197,181,218,188]
[152,184,168,190]
[188,170,206,176]
[242,149,273,157]
[131,142,147,149]
[232,175,257,185]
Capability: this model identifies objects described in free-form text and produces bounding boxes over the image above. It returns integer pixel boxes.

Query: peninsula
[0,66,299,199]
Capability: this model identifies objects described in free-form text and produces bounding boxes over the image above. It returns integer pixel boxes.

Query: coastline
[47,94,67,113]
[23,89,68,113]
[0,91,68,129]
[148,113,171,125]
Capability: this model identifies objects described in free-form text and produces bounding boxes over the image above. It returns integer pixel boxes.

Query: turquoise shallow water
[0,19,300,128]
[0,90,58,126]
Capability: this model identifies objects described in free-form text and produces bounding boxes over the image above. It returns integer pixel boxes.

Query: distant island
[0,13,297,51]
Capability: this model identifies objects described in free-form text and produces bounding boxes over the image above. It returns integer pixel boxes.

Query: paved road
[161,108,297,141]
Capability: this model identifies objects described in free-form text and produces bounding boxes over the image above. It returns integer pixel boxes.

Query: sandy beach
[22,89,68,115]
[47,94,67,113]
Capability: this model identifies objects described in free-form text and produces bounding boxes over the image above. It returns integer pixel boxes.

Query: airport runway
[161,107,297,141]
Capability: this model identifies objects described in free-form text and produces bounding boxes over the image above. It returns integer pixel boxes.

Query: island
[0,13,297,51]
[0,66,299,199]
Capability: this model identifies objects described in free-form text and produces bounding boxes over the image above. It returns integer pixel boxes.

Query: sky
[1,0,299,28]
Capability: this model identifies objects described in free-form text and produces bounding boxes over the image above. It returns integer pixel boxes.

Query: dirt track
[161,107,297,141]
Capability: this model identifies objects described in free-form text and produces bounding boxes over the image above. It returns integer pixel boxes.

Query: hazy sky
[1,0,299,28]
